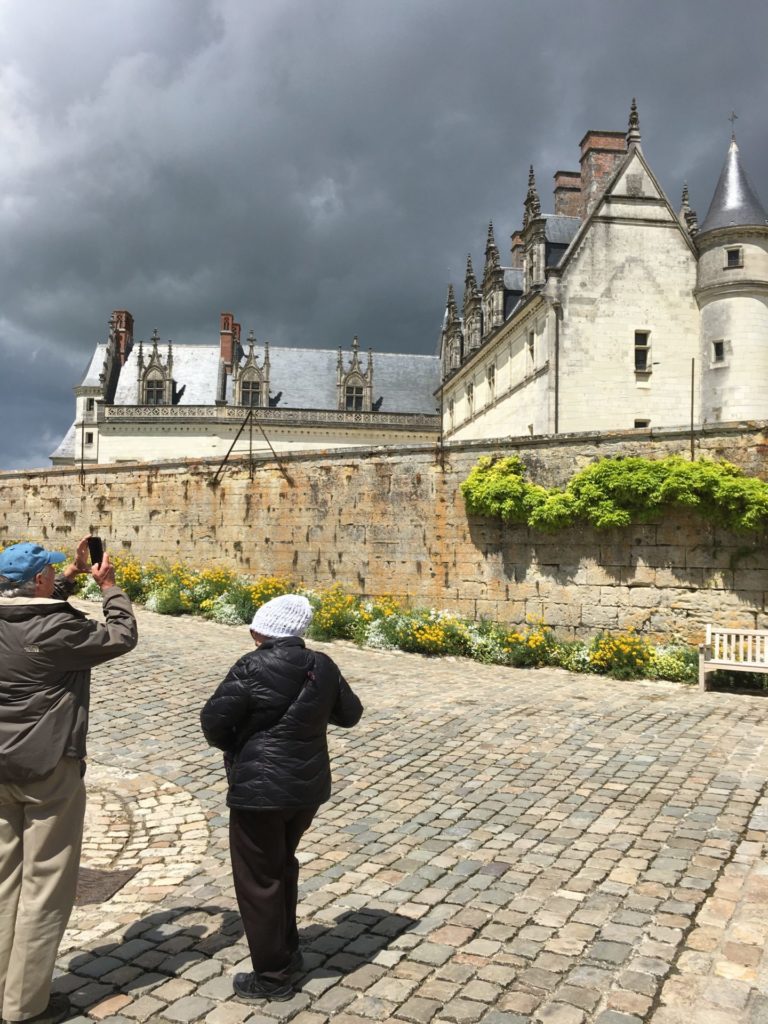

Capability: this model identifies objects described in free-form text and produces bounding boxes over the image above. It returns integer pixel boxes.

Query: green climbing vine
[460,455,768,533]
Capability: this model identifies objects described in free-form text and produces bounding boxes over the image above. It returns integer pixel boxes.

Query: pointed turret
[626,97,641,147]
[523,166,541,227]
[699,137,768,234]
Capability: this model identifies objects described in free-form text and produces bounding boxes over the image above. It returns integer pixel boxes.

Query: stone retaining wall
[2,422,768,640]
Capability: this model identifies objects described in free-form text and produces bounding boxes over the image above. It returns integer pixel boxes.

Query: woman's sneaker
[232,971,295,1002]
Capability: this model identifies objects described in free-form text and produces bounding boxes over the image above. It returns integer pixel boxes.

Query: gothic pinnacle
[681,182,699,236]
[627,97,641,145]
[465,253,476,282]
[524,165,541,226]
[446,283,459,320]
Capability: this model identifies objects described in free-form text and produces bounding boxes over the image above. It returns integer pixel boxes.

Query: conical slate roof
[699,138,768,233]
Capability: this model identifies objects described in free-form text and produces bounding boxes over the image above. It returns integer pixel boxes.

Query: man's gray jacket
[0,580,138,783]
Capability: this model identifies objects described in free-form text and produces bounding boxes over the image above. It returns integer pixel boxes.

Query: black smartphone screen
[87,536,104,566]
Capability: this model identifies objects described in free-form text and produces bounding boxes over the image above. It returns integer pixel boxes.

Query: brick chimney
[579,130,627,215]
[220,312,235,371]
[510,231,524,269]
[553,171,582,218]
[112,310,134,365]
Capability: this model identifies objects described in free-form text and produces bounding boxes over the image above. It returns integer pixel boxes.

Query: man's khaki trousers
[0,757,85,1022]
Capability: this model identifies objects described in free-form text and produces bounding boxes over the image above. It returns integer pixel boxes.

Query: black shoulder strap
[233,654,316,753]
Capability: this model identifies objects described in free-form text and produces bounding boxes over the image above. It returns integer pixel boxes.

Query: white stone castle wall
[557,217,700,433]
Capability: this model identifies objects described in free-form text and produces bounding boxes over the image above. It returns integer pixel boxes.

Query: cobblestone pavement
[53,601,768,1024]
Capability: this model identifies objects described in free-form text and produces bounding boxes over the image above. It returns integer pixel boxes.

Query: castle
[51,317,440,466]
[437,101,768,442]
[51,102,767,467]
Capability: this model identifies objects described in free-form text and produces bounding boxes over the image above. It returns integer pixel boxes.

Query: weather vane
[729,110,738,140]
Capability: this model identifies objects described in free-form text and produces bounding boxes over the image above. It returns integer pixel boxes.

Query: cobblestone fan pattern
[3,422,768,639]
[54,602,768,1023]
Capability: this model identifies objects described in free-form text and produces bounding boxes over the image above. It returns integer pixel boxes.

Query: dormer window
[137,330,173,406]
[337,336,373,411]
[725,247,743,269]
[232,332,269,408]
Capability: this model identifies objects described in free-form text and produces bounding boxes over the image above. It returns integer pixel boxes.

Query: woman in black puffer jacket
[201,594,363,1004]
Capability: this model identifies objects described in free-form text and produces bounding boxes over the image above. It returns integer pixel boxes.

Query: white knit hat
[250,594,313,638]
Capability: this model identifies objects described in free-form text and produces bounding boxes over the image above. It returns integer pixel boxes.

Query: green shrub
[648,644,698,683]
[461,454,768,533]
[144,584,187,616]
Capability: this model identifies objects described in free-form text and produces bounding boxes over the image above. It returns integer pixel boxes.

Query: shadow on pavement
[56,904,416,1014]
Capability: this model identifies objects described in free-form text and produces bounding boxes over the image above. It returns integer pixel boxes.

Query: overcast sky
[1,0,766,470]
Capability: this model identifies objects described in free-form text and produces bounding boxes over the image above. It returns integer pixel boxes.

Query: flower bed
[58,553,706,684]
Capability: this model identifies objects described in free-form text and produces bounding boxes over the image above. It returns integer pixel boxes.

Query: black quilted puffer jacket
[200,636,363,809]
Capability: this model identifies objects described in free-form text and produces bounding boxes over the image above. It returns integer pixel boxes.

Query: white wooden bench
[699,625,768,691]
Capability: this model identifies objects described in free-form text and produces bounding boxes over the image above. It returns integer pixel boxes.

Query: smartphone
[87,536,104,567]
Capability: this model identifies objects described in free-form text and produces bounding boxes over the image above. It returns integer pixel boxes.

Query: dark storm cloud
[1,0,766,468]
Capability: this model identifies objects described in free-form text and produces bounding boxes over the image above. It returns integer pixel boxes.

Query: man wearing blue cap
[0,538,137,1024]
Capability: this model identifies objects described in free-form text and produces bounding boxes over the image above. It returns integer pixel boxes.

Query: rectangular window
[85,432,94,445]
[527,330,535,362]
[146,378,164,405]
[466,381,474,415]
[725,247,742,269]
[241,380,261,406]
[712,340,725,363]
[487,363,496,399]
[86,398,95,412]
[448,398,454,427]
[634,331,650,372]
[634,419,650,429]
[345,385,364,411]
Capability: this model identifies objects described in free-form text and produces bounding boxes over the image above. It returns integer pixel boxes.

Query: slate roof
[699,139,768,234]
[544,215,581,245]
[49,423,76,461]
[111,344,440,414]
[79,345,108,387]
[504,269,523,292]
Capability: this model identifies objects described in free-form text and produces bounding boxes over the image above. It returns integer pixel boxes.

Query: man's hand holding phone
[91,551,116,591]
[62,535,94,580]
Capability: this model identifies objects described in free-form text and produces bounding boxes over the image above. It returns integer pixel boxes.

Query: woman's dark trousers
[229,807,317,977]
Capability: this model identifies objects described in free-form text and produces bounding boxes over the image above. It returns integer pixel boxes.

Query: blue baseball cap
[0,543,66,583]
